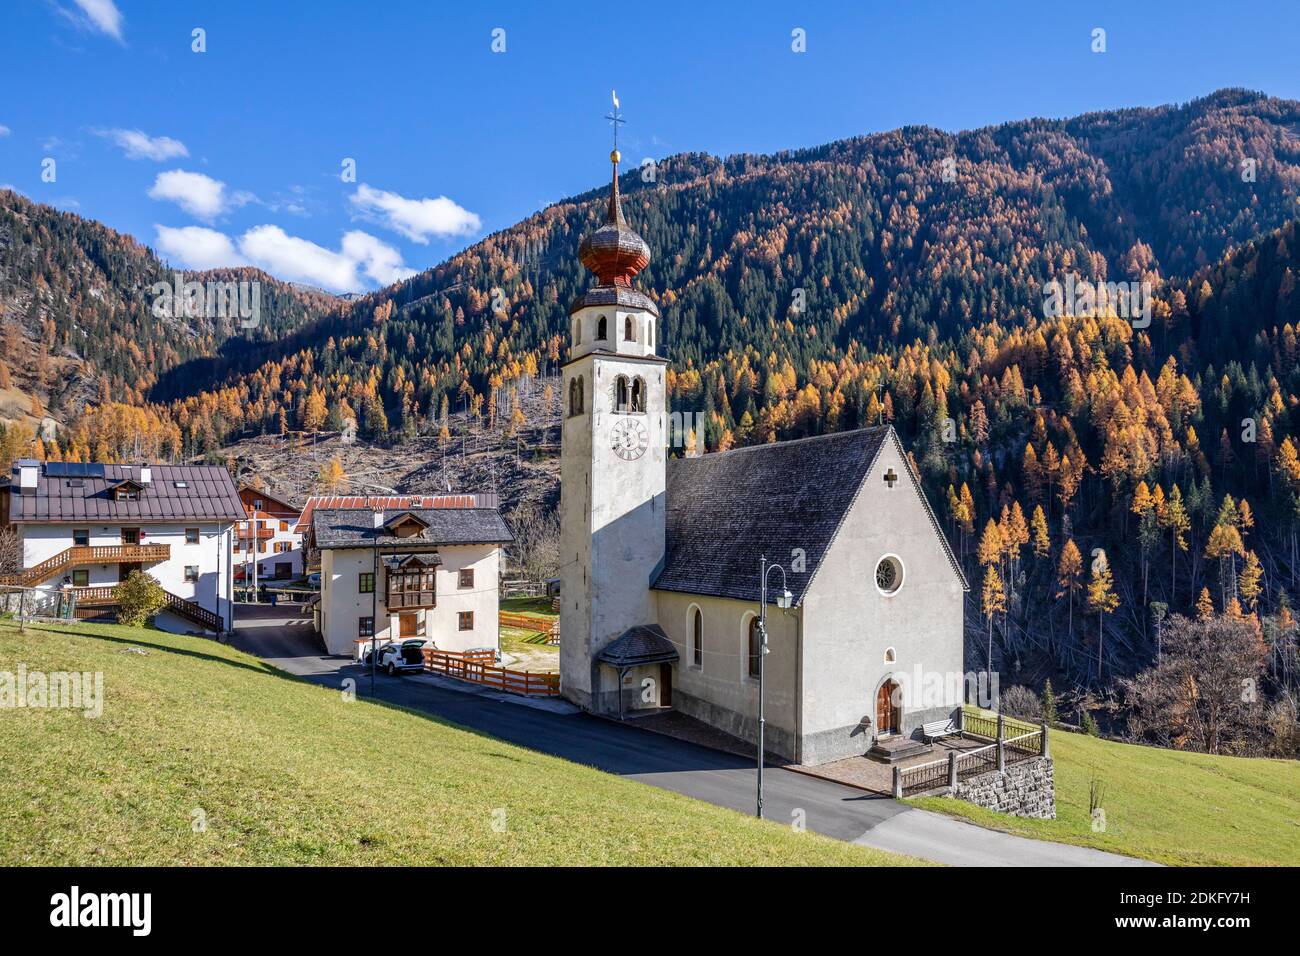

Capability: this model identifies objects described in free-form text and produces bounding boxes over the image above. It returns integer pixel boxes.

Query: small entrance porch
[594,623,679,718]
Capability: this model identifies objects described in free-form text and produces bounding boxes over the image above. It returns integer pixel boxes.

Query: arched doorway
[876,680,900,737]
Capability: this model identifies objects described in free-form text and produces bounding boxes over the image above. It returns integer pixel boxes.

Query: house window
[115,488,138,501]
[458,568,474,589]
[597,315,607,340]
[254,500,264,511]
[184,566,199,583]
[72,569,89,587]
[359,617,374,638]
[692,607,703,667]
[73,529,89,546]
[387,568,436,609]
[280,520,289,532]
[359,572,374,594]
[884,646,897,664]
[624,315,634,341]
[458,611,474,631]
[747,617,761,679]
[276,541,292,553]
[185,528,200,544]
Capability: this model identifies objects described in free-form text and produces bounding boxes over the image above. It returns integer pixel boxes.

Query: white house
[311,505,511,658]
[236,485,303,581]
[0,460,241,633]
[559,151,969,765]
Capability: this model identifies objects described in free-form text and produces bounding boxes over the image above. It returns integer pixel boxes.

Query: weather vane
[605,90,624,158]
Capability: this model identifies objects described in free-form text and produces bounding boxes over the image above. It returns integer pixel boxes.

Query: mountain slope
[0,188,338,421]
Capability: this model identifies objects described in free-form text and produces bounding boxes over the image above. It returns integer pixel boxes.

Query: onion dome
[578,150,650,287]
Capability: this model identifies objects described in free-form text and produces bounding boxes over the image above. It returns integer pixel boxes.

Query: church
[559,149,968,766]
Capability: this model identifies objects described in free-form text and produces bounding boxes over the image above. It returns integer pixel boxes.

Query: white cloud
[64,0,124,42]
[154,225,246,271]
[0,126,10,138]
[350,183,480,243]
[147,170,250,221]
[153,223,414,293]
[96,128,187,161]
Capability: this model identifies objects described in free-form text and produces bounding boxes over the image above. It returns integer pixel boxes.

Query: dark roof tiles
[312,507,513,549]
[8,463,245,523]
[654,426,966,604]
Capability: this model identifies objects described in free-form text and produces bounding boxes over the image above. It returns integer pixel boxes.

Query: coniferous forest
[5,88,1300,753]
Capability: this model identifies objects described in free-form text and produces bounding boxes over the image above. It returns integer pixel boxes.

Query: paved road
[229,605,1156,867]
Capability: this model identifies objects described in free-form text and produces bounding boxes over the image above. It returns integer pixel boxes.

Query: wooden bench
[921,718,959,743]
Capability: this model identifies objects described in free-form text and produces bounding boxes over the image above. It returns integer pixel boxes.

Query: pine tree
[1031,505,1050,558]
[1196,586,1216,621]
[1057,538,1083,643]
[319,456,347,492]
[1240,550,1264,613]
[1041,678,1058,725]
[1087,550,1119,679]
[1160,484,1191,601]
[981,564,1005,683]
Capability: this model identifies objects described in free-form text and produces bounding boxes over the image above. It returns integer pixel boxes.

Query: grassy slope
[913,726,1300,866]
[0,620,916,866]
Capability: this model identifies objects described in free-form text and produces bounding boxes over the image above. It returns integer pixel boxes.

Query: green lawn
[0,620,917,866]
[913,722,1300,866]
[498,625,559,672]
[500,596,556,616]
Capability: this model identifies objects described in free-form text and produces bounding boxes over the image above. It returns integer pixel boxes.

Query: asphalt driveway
[229,605,1156,866]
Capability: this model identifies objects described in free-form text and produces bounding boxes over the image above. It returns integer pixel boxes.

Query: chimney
[16,460,39,492]
[373,510,385,529]
[139,465,152,486]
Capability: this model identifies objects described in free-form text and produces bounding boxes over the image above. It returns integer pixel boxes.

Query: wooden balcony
[0,543,171,587]
[386,589,437,610]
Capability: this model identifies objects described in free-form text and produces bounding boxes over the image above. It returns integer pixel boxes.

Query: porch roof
[596,624,679,668]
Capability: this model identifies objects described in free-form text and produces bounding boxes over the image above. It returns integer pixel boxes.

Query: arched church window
[615,375,630,413]
[647,320,654,350]
[692,607,703,667]
[631,377,646,412]
[747,617,761,680]
[569,376,584,416]
[573,319,581,345]
[597,316,607,341]
[624,316,634,342]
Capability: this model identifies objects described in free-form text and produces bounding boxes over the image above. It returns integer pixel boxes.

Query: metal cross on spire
[605,89,625,155]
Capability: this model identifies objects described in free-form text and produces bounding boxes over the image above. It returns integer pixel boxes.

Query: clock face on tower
[610,417,650,461]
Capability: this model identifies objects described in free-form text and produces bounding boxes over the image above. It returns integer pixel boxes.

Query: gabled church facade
[559,150,968,766]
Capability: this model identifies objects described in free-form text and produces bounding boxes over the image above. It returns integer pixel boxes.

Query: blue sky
[2,0,1299,293]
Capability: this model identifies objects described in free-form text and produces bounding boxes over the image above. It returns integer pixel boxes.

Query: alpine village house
[308,496,511,658]
[559,149,969,765]
[1,460,241,633]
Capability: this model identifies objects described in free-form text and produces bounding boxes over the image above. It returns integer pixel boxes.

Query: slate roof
[8,462,245,523]
[596,624,679,667]
[653,425,967,605]
[311,507,513,549]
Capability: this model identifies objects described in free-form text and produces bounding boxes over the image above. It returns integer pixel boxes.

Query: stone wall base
[950,756,1056,819]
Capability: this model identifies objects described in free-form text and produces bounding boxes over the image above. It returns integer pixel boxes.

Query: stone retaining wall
[951,756,1056,819]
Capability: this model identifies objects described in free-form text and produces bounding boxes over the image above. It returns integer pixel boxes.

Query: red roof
[295,494,487,533]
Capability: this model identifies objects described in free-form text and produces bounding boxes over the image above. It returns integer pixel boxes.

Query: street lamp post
[756,554,793,819]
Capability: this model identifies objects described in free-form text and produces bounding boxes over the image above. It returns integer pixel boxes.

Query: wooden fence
[423,649,560,697]
[896,710,1048,798]
[499,612,554,631]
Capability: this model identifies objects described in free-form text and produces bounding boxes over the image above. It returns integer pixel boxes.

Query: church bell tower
[558,144,668,712]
